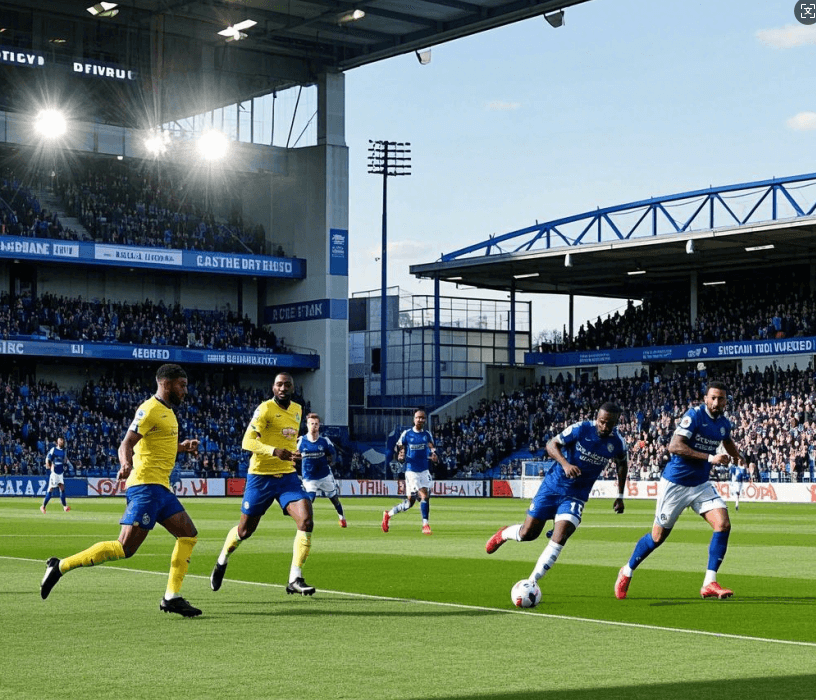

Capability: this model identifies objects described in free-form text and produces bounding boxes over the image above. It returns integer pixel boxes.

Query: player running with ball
[485,402,628,589]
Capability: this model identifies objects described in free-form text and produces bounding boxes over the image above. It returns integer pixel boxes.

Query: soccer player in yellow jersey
[40,364,203,617]
[211,371,316,595]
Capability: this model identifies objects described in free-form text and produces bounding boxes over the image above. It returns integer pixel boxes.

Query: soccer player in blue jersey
[211,372,316,596]
[40,437,73,513]
[40,364,203,617]
[615,381,745,600]
[729,460,752,511]
[485,403,628,587]
[298,413,346,527]
[382,408,438,535]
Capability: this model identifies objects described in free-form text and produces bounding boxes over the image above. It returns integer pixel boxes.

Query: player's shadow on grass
[650,595,816,607]
[406,673,816,700]
[217,599,502,618]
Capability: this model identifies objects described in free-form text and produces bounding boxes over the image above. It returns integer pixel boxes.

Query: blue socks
[628,532,661,570]
[420,499,430,521]
[60,492,67,507]
[707,530,729,571]
[43,493,52,507]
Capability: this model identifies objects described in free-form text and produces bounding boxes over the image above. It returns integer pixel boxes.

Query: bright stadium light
[87,2,119,18]
[197,129,229,161]
[337,9,365,24]
[218,19,256,42]
[34,109,67,139]
[745,244,774,252]
[144,130,170,156]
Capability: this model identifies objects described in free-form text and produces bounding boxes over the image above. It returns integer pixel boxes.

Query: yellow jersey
[125,396,179,490]
[243,398,302,476]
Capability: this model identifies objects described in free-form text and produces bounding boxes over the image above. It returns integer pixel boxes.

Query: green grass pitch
[2,496,814,699]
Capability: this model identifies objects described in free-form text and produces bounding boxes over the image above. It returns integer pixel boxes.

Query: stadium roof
[410,174,816,300]
[2,0,590,123]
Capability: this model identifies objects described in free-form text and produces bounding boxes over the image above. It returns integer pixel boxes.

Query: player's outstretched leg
[700,531,732,599]
[485,524,522,553]
[420,498,431,534]
[616,532,662,599]
[160,596,202,617]
[330,495,347,527]
[40,558,63,599]
[287,530,315,595]
[212,525,243,591]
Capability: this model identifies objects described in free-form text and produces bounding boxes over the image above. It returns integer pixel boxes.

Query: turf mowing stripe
[11,554,815,649]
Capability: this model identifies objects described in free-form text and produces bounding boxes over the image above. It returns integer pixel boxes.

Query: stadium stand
[0,292,286,352]
[1,156,274,255]
[554,272,814,352]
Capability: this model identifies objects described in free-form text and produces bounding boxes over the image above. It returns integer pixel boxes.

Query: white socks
[502,524,523,542]
[531,541,563,581]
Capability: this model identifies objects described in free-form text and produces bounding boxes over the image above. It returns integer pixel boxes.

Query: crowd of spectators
[0,378,305,478]
[0,292,287,353]
[1,160,283,256]
[547,273,816,352]
[429,364,816,484]
[1,364,815,484]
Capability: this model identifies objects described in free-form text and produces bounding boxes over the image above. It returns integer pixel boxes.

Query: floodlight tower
[368,140,411,403]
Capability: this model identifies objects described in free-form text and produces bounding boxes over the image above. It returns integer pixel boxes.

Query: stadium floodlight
[415,49,432,65]
[745,244,774,252]
[87,2,118,17]
[337,9,365,24]
[627,269,646,276]
[197,129,229,161]
[218,19,257,42]
[144,130,170,156]
[34,109,67,139]
[685,239,695,254]
[703,281,726,286]
[564,253,572,267]
[513,272,538,279]
[544,10,564,28]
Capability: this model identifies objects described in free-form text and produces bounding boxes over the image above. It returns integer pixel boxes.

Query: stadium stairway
[36,188,94,242]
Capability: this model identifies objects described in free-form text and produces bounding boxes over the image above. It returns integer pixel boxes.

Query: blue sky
[343,0,816,338]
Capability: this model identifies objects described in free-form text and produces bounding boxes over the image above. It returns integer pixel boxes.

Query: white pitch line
[8,555,816,649]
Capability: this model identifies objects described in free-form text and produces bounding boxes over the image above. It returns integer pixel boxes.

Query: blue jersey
[729,464,749,483]
[663,405,732,487]
[46,446,68,475]
[296,434,336,481]
[542,421,627,501]
[397,428,435,473]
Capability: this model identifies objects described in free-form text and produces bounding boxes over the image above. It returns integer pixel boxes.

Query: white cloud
[756,24,816,49]
[786,111,816,130]
[486,101,521,111]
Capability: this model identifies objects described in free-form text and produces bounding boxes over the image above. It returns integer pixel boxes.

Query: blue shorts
[120,484,184,530]
[242,472,309,517]
[527,486,585,526]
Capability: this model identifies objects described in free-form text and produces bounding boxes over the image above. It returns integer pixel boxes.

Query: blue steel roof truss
[438,173,816,262]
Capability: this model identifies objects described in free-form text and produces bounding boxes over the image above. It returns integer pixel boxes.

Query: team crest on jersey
[282,427,297,438]
[680,416,692,428]
[141,513,151,525]
[606,443,614,453]
[720,427,726,436]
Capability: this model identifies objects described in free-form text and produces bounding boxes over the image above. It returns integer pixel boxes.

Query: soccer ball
[510,579,542,608]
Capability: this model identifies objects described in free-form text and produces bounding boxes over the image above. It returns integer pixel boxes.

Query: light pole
[368,140,411,403]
